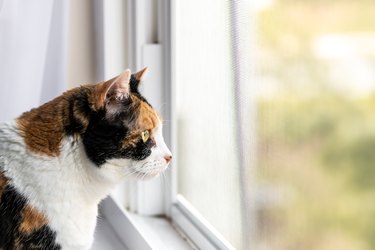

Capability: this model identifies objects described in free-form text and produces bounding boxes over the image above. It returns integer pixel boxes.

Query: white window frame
[93,1,240,249]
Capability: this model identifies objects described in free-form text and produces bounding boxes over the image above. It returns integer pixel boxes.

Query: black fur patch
[0,185,60,250]
[129,75,152,107]
[129,75,140,94]
[64,89,91,136]
[82,108,153,166]
[17,225,60,250]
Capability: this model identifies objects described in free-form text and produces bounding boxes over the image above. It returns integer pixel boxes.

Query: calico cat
[0,68,172,250]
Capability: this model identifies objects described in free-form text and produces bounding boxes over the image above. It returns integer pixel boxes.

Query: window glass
[176,0,244,248]
[177,0,375,249]
[255,0,375,249]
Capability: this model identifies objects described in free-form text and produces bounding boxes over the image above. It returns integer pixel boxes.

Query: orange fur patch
[138,101,159,131]
[19,205,48,234]
[121,96,160,148]
[17,97,66,157]
[0,172,7,201]
[89,81,108,111]
[16,87,91,157]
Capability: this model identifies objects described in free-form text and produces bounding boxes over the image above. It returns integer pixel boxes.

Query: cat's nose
[164,155,172,164]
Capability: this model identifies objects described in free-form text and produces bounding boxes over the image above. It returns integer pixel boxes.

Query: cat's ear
[105,69,132,101]
[134,67,148,81]
[130,67,148,93]
[92,69,132,111]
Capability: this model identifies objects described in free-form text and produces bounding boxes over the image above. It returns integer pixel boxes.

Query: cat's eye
[141,130,150,143]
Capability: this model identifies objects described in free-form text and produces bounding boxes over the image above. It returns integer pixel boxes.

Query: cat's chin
[127,171,161,180]
[99,158,169,182]
[127,161,169,180]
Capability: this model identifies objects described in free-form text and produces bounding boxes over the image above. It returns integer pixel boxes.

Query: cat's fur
[0,68,172,250]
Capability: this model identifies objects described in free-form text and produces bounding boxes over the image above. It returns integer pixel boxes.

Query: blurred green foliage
[256,0,375,249]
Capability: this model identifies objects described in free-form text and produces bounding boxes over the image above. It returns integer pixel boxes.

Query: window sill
[99,196,194,250]
[92,218,128,250]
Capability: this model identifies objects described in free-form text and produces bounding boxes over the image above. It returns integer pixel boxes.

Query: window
[97,0,250,249]
[174,0,247,249]
[97,1,375,250]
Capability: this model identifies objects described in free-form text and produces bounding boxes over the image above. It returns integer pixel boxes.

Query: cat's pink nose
[164,155,172,163]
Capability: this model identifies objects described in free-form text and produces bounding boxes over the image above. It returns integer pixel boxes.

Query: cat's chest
[49,201,99,250]
[38,175,99,249]
[0,129,101,249]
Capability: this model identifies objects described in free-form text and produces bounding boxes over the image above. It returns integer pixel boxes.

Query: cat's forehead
[133,96,161,131]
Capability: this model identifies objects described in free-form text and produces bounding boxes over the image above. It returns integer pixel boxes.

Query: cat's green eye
[141,130,150,143]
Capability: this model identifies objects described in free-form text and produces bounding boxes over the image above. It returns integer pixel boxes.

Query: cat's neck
[56,137,125,205]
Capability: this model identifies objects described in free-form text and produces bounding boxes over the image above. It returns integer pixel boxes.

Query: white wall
[0,0,68,121]
[67,0,97,87]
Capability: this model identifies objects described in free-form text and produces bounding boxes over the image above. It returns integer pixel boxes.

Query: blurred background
[1,0,375,249]
[254,0,375,249]
[177,0,375,249]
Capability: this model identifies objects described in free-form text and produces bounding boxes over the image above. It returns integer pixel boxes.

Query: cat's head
[82,68,172,180]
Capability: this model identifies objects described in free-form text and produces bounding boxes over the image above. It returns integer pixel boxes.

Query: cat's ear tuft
[134,67,148,81]
[92,69,132,111]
